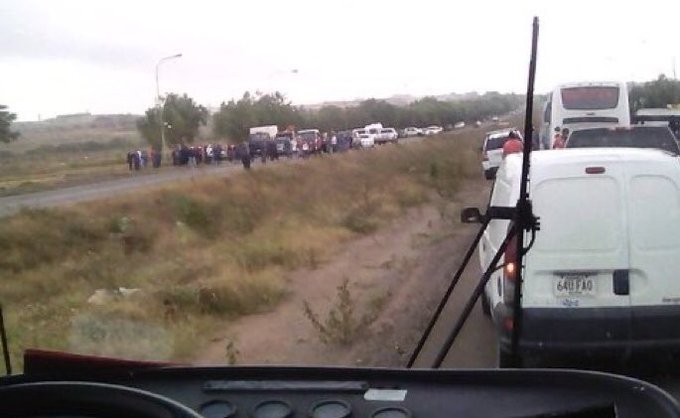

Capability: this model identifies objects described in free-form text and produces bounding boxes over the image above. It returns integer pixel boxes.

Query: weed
[303,279,380,345]
[225,339,240,365]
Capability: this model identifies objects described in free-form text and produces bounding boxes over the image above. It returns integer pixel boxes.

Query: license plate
[553,274,596,297]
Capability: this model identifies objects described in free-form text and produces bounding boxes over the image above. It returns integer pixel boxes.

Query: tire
[497,345,523,368]
[481,292,491,317]
[484,169,495,180]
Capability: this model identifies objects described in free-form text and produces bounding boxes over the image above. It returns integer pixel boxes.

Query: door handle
[613,270,630,295]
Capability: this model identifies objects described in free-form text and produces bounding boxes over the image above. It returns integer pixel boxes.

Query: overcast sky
[1,0,679,120]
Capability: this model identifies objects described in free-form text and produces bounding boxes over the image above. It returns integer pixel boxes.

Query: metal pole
[155,54,182,163]
[510,17,540,365]
[0,305,11,375]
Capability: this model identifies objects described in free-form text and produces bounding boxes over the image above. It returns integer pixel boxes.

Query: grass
[0,120,145,196]
[0,130,481,369]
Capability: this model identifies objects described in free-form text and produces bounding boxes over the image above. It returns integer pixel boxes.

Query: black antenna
[0,305,11,375]
[510,16,540,362]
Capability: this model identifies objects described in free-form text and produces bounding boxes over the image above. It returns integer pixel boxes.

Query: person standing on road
[555,127,570,149]
[241,142,251,170]
[503,131,524,158]
[330,131,337,154]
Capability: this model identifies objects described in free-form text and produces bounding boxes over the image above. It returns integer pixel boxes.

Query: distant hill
[7,113,143,153]
[303,91,486,110]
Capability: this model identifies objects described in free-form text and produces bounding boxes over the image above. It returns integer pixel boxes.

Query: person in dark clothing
[213,144,223,164]
[152,149,161,168]
[241,143,251,170]
[132,151,141,170]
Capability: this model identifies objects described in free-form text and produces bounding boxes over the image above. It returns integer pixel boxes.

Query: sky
[1,0,679,121]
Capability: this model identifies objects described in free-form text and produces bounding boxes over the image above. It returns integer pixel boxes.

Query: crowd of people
[126,149,161,170]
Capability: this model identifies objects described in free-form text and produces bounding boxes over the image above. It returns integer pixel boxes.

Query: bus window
[561,86,620,110]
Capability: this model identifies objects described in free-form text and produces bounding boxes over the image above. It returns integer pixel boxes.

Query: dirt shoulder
[192,176,490,367]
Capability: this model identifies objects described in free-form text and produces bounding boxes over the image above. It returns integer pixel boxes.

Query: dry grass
[0,130,481,369]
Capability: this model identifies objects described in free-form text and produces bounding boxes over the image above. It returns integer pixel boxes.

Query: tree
[629,75,680,114]
[0,105,20,143]
[136,93,208,150]
[212,91,303,143]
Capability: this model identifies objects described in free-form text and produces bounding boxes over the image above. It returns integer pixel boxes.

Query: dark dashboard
[1,365,680,418]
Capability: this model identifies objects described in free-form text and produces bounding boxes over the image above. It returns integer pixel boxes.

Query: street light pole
[155,53,182,164]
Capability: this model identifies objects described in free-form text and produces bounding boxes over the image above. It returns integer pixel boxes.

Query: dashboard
[1,365,680,417]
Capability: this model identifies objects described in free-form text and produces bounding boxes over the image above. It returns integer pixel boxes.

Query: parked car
[248,132,270,158]
[275,132,296,155]
[274,136,294,158]
[402,127,422,137]
[464,148,680,367]
[297,129,322,155]
[454,121,466,129]
[423,126,443,136]
[565,126,680,155]
[357,133,375,148]
[481,128,521,180]
[375,128,398,144]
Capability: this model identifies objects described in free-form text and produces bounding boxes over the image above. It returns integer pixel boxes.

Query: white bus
[540,81,630,149]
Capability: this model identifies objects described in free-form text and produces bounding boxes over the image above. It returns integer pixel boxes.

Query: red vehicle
[297,129,323,155]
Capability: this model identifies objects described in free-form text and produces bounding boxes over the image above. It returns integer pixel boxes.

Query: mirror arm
[485,206,516,220]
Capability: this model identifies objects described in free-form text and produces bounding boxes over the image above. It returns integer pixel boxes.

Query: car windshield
[566,127,680,154]
[4,1,680,405]
[298,132,317,140]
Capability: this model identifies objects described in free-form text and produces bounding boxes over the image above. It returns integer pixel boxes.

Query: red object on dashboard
[23,348,178,375]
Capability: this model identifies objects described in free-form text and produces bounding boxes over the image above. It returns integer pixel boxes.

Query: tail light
[502,226,518,305]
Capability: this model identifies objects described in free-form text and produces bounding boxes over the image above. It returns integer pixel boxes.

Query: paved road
[411,182,680,401]
[0,161,258,217]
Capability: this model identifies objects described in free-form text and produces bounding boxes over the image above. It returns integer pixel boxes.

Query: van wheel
[484,170,494,180]
[497,346,522,368]
[481,293,491,317]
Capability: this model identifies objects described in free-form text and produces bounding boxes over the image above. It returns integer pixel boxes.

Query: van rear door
[523,161,631,348]
[626,162,680,347]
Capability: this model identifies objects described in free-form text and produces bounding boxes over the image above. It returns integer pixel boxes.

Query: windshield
[561,86,620,110]
[4,0,680,404]
[566,127,680,154]
[298,132,318,140]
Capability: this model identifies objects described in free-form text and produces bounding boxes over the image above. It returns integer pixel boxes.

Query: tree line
[136,91,525,147]
[2,75,679,147]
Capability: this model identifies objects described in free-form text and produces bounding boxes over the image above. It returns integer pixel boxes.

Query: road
[410,181,680,401]
[0,161,257,217]
[0,137,432,217]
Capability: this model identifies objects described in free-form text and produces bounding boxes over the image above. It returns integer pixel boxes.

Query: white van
[469,148,680,366]
[540,81,630,149]
[481,128,520,180]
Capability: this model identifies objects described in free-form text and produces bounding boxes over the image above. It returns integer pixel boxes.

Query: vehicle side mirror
[461,207,484,224]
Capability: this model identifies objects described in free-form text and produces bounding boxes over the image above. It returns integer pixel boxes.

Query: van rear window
[485,136,508,150]
[566,127,680,154]
[561,86,619,110]
[533,177,622,252]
